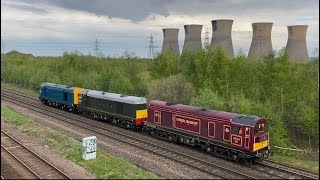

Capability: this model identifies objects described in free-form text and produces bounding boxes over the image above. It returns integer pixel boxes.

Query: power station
[248,22,273,59]
[285,25,309,63]
[210,19,234,58]
[182,24,203,54]
[161,28,180,55]
[159,21,311,63]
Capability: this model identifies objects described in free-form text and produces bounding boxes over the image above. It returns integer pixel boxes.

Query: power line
[93,38,102,57]
[147,33,156,59]
[1,28,318,39]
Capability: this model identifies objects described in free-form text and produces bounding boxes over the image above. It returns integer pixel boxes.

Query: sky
[1,0,319,58]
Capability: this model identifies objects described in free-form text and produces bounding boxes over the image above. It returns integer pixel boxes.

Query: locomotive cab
[253,121,270,162]
[232,115,270,163]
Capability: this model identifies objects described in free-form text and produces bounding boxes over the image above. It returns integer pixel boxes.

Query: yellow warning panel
[74,87,85,104]
[136,109,147,119]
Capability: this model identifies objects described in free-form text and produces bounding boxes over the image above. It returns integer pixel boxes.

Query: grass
[1,105,161,179]
[269,155,319,174]
[268,148,319,174]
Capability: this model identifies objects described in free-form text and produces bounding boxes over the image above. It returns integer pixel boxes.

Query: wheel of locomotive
[232,154,238,161]
[241,157,253,165]
[167,134,174,142]
[206,146,212,153]
[150,130,156,137]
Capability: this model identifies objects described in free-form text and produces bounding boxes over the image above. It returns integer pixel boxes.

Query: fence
[272,145,319,161]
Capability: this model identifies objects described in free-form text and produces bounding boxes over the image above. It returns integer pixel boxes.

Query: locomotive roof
[41,82,75,90]
[149,100,261,126]
[81,89,147,104]
[232,115,261,126]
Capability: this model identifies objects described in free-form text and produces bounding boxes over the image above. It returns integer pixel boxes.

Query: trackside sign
[82,136,97,160]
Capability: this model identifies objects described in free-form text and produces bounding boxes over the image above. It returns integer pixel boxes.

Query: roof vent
[201,108,206,111]
[120,94,127,97]
[102,92,106,95]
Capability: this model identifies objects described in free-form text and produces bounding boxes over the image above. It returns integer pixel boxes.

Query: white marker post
[82,136,97,160]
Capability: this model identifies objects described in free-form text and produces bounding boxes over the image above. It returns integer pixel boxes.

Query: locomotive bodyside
[78,89,148,128]
[39,82,75,111]
[39,82,84,112]
[145,100,270,163]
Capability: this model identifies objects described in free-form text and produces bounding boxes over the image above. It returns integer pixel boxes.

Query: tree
[108,70,134,95]
[150,50,180,78]
[190,88,226,110]
[147,74,196,104]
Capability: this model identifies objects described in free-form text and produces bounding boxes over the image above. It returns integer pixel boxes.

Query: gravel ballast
[1,101,219,179]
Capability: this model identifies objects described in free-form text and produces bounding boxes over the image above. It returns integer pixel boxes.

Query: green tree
[190,88,226,110]
[108,71,134,95]
[150,49,180,78]
[147,74,196,104]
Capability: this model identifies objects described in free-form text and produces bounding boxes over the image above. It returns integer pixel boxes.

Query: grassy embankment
[1,82,319,174]
[1,103,161,179]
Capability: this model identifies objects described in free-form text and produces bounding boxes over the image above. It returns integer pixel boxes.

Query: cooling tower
[182,24,203,54]
[161,28,180,54]
[210,19,234,58]
[248,22,273,59]
[285,25,309,63]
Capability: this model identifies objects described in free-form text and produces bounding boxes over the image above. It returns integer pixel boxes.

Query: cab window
[232,126,243,135]
[259,124,264,132]
[254,125,259,135]
[264,122,268,132]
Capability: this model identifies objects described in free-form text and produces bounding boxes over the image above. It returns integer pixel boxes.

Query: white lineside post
[82,136,97,160]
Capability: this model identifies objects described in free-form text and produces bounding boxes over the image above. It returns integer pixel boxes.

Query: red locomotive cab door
[244,127,250,149]
[154,110,161,124]
[208,122,215,138]
[223,125,231,142]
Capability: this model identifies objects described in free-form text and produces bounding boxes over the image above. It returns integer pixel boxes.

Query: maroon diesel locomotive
[144,100,270,163]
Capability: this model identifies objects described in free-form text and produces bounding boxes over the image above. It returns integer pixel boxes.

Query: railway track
[1,130,71,179]
[254,161,319,179]
[1,88,256,179]
[1,87,319,179]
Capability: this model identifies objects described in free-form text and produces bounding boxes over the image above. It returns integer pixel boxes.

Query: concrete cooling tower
[248,22,273,59]
[285,25,309,63]
[182,24,203,54]
[161,28,180,55]
[210,19,234,58]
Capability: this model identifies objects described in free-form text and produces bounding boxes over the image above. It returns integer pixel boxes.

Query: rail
[1,130,71,179]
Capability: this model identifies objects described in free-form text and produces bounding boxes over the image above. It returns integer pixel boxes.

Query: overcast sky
[1,0,319,58]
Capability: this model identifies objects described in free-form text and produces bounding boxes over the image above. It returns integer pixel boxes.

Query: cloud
[1,0,318,57]
[24,0,170,22]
